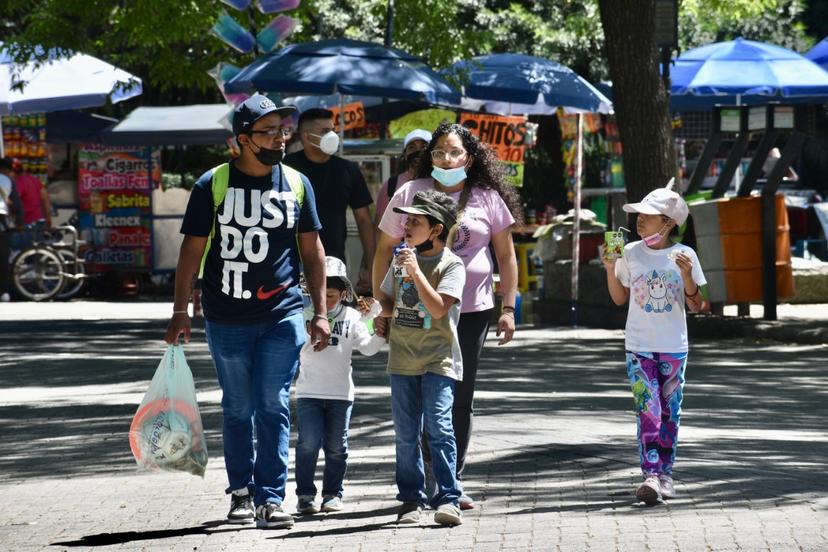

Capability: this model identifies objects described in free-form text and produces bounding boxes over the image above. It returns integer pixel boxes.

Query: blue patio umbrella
[804,36,828,69]
[671,37,828,100]
[448,53,612,115]
[223,38,460,105]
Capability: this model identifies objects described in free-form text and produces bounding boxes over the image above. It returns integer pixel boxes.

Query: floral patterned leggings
[625,351,688,477]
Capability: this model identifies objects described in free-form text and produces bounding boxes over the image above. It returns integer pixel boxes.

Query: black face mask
[405,151,422,167]
[249,136,284,166]
[414,239,434,253]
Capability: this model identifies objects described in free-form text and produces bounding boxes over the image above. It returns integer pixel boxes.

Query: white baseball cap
[403,129,432,149]
[622,178,689,226]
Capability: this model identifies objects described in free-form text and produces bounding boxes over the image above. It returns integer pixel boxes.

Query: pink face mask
[643,224,668,247]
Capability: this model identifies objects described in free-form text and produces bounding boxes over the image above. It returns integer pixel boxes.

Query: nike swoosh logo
[256,282,290,300]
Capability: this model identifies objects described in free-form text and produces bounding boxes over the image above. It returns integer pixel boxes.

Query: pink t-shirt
[374,171,413,226]
[16,173,46,225]
[379,178,515,313]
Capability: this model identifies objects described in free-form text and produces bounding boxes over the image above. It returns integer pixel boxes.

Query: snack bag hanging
[129,345,208,477]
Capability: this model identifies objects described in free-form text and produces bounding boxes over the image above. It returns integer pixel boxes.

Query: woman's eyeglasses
[430,148,467,161]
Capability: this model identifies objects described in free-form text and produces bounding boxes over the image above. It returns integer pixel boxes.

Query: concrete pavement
[0,303,826,551]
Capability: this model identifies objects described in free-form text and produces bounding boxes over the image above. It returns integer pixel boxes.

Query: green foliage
[0,0,821,102]
[680,0,814,53]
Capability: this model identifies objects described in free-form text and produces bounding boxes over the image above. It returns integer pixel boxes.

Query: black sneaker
[227,493,254,524]
[255,503,295,529]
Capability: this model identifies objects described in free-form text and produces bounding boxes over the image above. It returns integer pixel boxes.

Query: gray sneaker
[434,502,462,526]
[296,495,320,514]
[397,502,423,524]
[659,474,676,499]
[255,503,295,529]
[227,493,254,524]
[321,495,343,512]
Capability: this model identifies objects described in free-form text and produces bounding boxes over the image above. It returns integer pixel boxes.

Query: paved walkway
[0,306,826,551]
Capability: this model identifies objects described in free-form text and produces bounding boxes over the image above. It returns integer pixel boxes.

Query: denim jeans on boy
[205,312,304,506]
[294,398,353,498]
[390,372,461,508]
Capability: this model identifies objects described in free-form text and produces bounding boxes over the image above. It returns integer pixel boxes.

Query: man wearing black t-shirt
[165,95,330,530]
[284,108,375,294]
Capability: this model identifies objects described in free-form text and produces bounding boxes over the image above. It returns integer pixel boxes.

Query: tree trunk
[598,0,676,207]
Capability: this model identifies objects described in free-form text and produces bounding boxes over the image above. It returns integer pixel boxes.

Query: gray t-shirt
[380,248,465,381]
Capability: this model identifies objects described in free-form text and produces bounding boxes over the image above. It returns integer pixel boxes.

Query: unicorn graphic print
[632,269,683,314]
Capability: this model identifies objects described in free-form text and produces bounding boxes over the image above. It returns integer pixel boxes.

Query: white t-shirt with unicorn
[615,241,706,353]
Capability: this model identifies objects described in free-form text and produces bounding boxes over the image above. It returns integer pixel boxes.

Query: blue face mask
[431,165,467,187]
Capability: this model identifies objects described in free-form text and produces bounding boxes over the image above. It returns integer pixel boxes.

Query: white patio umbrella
[1,44,142,155]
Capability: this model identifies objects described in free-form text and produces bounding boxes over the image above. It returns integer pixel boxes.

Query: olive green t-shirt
[380,248,465,381]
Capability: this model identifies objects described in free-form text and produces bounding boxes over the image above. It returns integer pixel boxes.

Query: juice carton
[603,230,625,260]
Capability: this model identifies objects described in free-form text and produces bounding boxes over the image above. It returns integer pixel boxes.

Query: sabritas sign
[458,113,527,187]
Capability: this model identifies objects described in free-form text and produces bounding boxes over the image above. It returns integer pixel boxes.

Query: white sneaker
[0,293,10,302]
[635,476,662,505]
[659,474,676,499]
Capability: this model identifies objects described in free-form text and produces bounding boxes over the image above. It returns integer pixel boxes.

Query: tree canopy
[2,0,818,106]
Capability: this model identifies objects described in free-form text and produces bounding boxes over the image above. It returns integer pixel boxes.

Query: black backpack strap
[386,174,400,198]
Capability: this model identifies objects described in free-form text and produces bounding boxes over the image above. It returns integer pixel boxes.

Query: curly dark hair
[415,122,523,225]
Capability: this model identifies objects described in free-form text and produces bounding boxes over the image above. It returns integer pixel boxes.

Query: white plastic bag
[129,345,208,477]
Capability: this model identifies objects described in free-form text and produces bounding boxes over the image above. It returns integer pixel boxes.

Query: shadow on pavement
[2,320,827,515]
[51,519,245,547]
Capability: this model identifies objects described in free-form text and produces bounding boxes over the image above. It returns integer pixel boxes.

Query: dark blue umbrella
[223,38,460,105]
[804,36,828,69]
[672,37,828,99]
[448,53,611,114]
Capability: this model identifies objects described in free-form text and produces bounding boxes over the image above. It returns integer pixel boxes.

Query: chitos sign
[458,113,528,187]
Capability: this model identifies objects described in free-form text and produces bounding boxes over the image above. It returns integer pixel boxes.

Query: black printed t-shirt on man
[284,150,372,262]
[181,162,321,324]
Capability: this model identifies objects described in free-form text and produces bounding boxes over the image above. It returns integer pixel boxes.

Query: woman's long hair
[415,122,524,225]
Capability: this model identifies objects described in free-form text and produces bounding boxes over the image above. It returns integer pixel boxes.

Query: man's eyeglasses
[431,149,467,161]
[250,127,293,138]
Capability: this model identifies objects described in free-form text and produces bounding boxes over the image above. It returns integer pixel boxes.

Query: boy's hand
[397,248,420,276]
[373,316,389,338]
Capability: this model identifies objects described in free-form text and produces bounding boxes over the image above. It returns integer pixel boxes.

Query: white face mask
[311,131,340,155]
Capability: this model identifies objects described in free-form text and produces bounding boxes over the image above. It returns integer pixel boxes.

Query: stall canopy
[47,111,118,143]
[102,104,233,146]
[1,43,142,115]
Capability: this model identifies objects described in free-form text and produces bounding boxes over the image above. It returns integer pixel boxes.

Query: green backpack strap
[198,163,304,278]
[282,164,305,207]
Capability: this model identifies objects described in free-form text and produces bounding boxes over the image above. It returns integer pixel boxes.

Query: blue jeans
[390,373,461,508]
[294,398,353,498]
[205,312,304,506]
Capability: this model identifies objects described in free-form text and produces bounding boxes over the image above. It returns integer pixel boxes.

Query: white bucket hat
[325,256,355,301]
[622,178,689,226]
